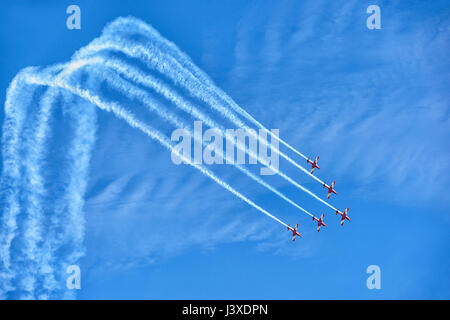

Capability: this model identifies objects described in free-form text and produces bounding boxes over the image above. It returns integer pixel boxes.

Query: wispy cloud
[224,1,450,203]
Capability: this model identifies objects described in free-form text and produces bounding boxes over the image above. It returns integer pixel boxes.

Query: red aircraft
[307,156,320,174]
[287,224,302,241]
[312,213,327,232]
[323,180,337,199]
[336,208,351,226]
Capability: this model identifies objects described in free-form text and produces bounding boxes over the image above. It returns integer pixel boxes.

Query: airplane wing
[310,167,315,174]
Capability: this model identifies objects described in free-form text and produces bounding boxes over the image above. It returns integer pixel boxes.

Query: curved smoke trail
[1,57,290,299]
[75,55,317,217]
[107,16,311,162]
[20,86,59,299]
[74,19,327,186]
[72,29,329,207]
[23,71,290,230]
[0,68,44,298]
[0,16,336,299]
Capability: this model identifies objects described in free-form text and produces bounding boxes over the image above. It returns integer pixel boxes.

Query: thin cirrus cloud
[222,0,450,202]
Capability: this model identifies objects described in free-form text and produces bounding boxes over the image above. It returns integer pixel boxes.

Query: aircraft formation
[285,155,351,241]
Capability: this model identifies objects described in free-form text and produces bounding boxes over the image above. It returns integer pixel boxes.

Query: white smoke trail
[71,54,325,216]
[63,55,314,218]
[13,64,85,299]
[19,86,59,299]
[84,60,315,218]
[0,16,333,299]
[101,19,320,175]
[73,33,326,186]
[1,57,294,298]
[277,171,338,212]
[0,63,96,299]
[105,16,311,161]
[56,89,97,300]
[0,68,43,298]
[36,68,97,299]
[23,72,290,229]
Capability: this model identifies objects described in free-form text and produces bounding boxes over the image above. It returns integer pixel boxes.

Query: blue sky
[0,0,449,299]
